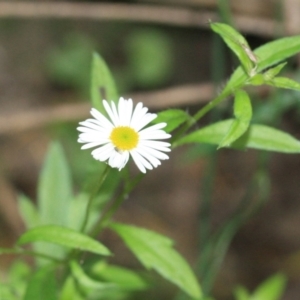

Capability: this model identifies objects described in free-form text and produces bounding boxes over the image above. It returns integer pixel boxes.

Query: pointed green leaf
[90,262,149,291]
[252,273,286,300]
[91,52,118,112]
[110,222,202,299]
[219,90,252,148]
[18,194,40,229]
[70,261,115,290]
[153,109,189,133]
[263,62,287,80]
[210,22,256,76]
[17,225,111,256]
[38,142,72,227]
[176,119,300,153]
[37,142,73,262]
[224,35,300,93]
[268,77,300,90]
[24,266,57,300]
[175,120,233,147]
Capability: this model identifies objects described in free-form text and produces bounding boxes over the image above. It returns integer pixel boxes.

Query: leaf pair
[16,222,202,299]
[211,22,300,94]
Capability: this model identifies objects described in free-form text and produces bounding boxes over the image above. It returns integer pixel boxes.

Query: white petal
[134,113,157,132]
[108,151,125,169]
[103,100,119,126]
[110,101,121,126]
[139,131,171,140]
[140,122,167,132]
[90,108,114,129]
[130,149,153,172]
[79,141,109,149]
[135,147,161,168]
[139,140,171,152]
[130,103,148,129]
[138,144,170,160]
[77,126,106,135]
[130,151,147,173]
[118,151,130,170]
[92,143,115,160]
[78,132,108,142]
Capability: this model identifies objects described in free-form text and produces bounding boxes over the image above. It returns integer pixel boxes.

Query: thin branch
[0,2,217,28]
[0,2,278,37]
[0,83,214,136]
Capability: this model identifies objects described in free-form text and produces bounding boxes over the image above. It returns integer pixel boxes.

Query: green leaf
[110,222,202,299]
[90,261,149,291]
[17,195,40,229]
[90,52,118,112]
[60,277,84,300]
[219,90,252,148]
[70,261,115,290]
[24,266,57,300]
[210,22,256,76]
[153,109,189,133]
[38,142,72,227]
[37,142,73,262]
[234,286,250,300]
[17,225,111,256]
[267,77,300,90]
[176,119,300,153]
[224,34,300,93]
[252,273,286,300]
[263,62,287,80]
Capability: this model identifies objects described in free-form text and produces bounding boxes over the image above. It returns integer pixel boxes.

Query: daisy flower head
[77,97,171,173]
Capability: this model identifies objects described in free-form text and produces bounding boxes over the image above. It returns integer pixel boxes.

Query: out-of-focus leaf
[91,52,118,112]
[176,119,300,153]
[24,266,57,300]
[125,29,173,88]
[210,22,256,76]
[59,277,84,300]
[219,90,252,148]
[251,273,287,300]
[38,142,72,227]
[17,225,111,256]
[153,109,189,133]
[45,33,93,95]
[90,261,149,291]
[18,195,40,229]
[234,286,250,300]
[70,261,115,290]
[37,142,73,261]
[110,222,202,299]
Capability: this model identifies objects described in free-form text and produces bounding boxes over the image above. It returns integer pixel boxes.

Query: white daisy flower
[77,97,171,173]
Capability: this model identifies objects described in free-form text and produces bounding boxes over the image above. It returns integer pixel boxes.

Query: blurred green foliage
[45,33,95,96]
[124,29,174,89]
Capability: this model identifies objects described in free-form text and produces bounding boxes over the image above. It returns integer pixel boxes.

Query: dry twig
[0,83,214,135]
[0,2,278,37]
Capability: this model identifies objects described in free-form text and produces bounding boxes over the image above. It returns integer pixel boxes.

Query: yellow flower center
[110,126,139,151]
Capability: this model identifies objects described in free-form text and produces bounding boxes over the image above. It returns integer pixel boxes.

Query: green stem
[80,164,110,233]
[172,90,231,145]
[89,172,144,237]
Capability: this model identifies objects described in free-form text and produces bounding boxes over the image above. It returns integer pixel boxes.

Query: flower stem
[80,164,110,233]
[89,172,145,238]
